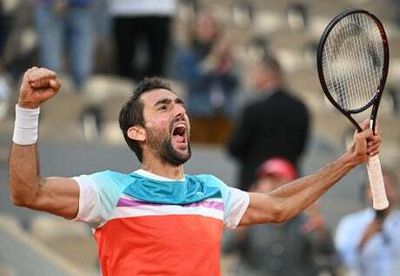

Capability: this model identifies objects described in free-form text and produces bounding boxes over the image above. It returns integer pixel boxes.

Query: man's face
[140,89,191,165]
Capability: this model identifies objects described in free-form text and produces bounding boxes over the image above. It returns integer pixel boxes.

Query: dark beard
[159,136,192,165]
[147,128,192,165]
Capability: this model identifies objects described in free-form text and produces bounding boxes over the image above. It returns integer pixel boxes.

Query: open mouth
[172,124,187,145]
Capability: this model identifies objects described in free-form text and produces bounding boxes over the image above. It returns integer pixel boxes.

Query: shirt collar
[134,169,185,182]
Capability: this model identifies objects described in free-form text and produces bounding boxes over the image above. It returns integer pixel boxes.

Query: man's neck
[141,159,184,180]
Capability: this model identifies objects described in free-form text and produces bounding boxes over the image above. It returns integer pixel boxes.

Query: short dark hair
[119,77,172,162]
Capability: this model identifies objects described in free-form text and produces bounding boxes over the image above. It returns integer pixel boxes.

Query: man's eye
[158,105,167,111]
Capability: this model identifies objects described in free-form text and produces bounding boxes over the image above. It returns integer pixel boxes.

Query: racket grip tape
[367,154,389,210]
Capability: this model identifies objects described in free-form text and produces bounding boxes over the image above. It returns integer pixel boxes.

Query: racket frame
[316,8,389,133]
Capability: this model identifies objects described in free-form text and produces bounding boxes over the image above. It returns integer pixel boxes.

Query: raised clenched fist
[18,67,62,109]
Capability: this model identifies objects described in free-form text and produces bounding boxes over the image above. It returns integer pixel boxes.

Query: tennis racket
[317,9,389,210]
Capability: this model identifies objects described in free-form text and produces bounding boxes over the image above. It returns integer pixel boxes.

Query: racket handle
[367,154,389,210]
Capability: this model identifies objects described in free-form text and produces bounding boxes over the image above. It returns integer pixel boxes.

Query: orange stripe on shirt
[94,215,224,276]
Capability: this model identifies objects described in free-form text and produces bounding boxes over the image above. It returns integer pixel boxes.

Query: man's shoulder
[89,169,132,179]
[277,89,307,106]
[78,170,135,187]
[244,89,303,106]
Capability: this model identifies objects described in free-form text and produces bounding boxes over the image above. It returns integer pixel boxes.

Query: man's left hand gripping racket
[317,9,389,210]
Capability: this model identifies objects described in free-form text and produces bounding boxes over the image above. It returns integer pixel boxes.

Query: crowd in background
[1,0,400,275]
[0,0,317,120]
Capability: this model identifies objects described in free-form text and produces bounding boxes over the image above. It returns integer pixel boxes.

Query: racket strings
[322,13,384,112]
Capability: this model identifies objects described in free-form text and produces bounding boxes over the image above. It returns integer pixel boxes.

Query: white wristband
[13,105,40,145]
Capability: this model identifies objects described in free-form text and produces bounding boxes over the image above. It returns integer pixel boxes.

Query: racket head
[317,9,389,121]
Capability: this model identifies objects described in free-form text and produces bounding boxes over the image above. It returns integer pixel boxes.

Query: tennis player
[9,67,381,276]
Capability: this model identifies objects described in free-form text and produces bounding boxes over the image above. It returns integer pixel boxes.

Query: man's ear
[127,126,146,142]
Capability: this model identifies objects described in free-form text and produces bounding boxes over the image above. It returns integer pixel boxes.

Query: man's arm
[9,144,79,219]
[239,125,380,226]
[8,67,80,219]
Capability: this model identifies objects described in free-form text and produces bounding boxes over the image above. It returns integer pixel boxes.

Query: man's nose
[174,104,186,118]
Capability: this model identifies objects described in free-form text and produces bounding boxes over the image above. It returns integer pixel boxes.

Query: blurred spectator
[0,1,36,82]
[227,55,310,191]
[335,168,400,276]
[92,0,113,73]
[110,0,176,81]
[303,202,339,275]
[35,0,95,92]
[228,158,336,276]
[172,9,239,118]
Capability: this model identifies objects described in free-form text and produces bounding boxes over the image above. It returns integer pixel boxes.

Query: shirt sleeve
[212,176,250,229]
[225,187,250,228]
[72,170,129,228]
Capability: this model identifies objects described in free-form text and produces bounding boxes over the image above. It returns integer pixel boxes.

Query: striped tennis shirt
[73,169,249,275]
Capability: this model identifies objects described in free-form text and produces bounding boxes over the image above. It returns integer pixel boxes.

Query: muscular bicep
[30,177,80,219]
[239,192,284,226]
[9,143,80,219]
